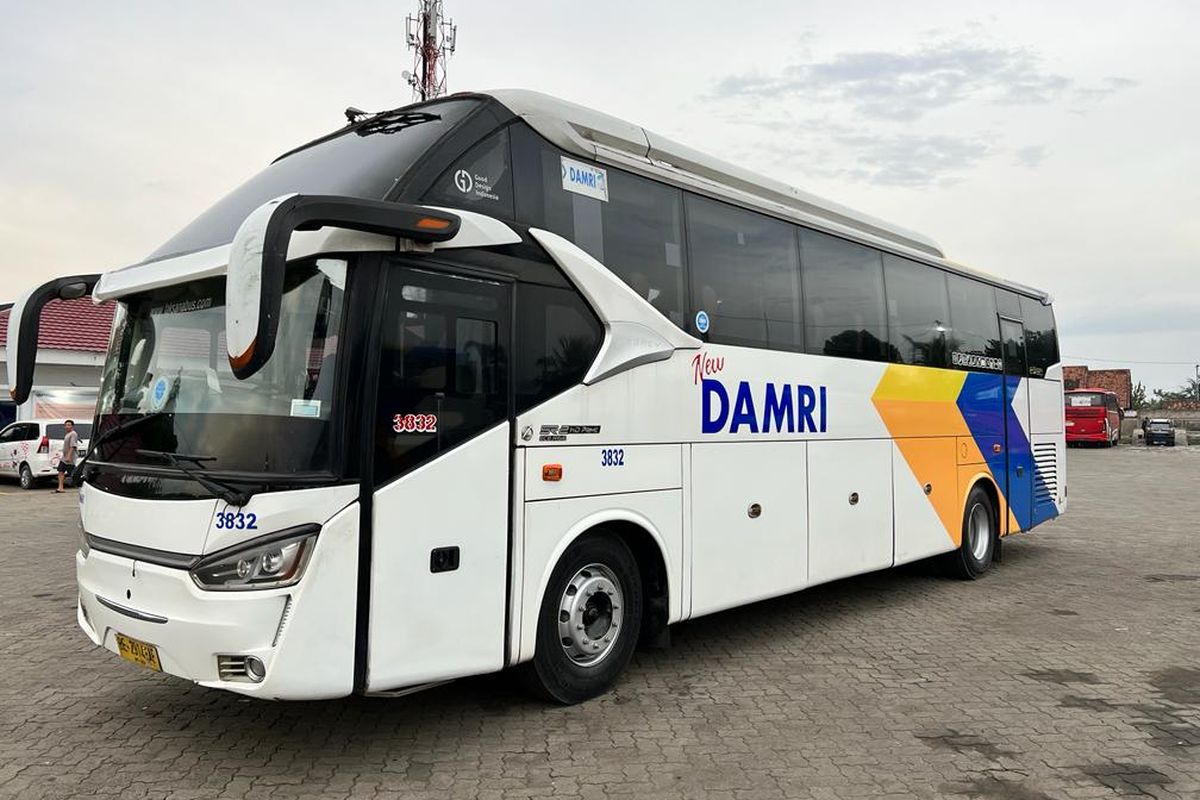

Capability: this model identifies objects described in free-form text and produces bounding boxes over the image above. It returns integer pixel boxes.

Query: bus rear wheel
[524,532,643,704]
[942,485,996,580]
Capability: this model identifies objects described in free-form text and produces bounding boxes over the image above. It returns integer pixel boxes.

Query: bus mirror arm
[226,194,462,380]
[5,274,101,405]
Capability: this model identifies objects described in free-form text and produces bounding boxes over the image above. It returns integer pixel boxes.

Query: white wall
[0,346,104,420]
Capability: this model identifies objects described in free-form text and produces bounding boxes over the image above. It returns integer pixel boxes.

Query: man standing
[57,420,78,493]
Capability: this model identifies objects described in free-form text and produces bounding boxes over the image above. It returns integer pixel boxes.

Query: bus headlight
[190,527,318,591]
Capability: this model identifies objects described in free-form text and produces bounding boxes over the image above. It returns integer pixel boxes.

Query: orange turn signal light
[542,464,563,482]
[415,216,453,231]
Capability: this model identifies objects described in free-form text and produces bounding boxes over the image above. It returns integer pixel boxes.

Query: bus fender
[958,470,1005,541]
[520,505,677,664]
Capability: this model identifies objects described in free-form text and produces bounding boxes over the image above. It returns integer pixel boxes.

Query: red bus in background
[1065,388,1122,447]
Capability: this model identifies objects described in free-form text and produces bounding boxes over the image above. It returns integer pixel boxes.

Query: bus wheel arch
[592,520,670,650]
[942,477,1000,580]
[523,514,672,703]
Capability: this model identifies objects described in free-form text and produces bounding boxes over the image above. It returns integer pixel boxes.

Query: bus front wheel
[525,532,643,704]
[942,485,996,580]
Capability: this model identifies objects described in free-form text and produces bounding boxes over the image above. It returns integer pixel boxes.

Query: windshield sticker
[148,376,171,411]
[452,167,500,202]
[950,352,1003,371]
[695,310,710,334]
[393,413,438,434]
[561,156,608,202]
[150,297,213,316]
[290,399,322,418]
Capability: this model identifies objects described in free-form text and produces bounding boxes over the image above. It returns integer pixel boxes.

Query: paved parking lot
[1,446,1198,800]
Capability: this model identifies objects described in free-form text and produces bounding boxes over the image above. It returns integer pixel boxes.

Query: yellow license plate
[116,633,162,672]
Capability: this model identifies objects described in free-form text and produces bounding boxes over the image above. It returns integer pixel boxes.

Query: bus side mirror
[226,194,462,380]
[6,275,100,404]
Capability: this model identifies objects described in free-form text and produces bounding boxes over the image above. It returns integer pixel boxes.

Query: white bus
[8,90,1065,703]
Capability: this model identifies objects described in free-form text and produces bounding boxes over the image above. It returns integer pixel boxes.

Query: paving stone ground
[1,445,1198,799]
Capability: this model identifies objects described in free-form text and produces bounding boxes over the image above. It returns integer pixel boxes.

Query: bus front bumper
[75,519,357,700]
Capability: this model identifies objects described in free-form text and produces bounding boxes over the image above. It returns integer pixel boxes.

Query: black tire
[523,532,643,704]
[19,464,35,490]
[941,484,996,580]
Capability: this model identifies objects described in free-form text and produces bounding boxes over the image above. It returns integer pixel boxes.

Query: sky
[1,0,1197,391]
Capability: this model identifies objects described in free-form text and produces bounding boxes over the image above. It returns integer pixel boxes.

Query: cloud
[712,38,1072,121]
[1071,75,1138,107]
[828,131,991,187]
[1014,144,1047,167]
[729,115,991,188]
[706,31,1135,187]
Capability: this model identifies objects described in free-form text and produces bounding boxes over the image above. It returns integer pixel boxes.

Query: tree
[1187,375,1200,404]
[1131,381,1148,410]
[1151,387,1187,406]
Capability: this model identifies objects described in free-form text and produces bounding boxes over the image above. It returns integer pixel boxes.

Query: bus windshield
[1065,392,1106,408]
[147,98,480,261]
[93,258,346,476]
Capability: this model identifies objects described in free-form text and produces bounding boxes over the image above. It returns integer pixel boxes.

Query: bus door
[999,317,1032,533]
[366,263,513,692]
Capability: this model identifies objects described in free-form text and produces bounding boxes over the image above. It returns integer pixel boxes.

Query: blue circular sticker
[695,310,710,334]
[149,376,170,411]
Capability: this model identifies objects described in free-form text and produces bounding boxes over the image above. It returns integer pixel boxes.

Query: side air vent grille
[1033,443,1058,507]
[217,655,250,682]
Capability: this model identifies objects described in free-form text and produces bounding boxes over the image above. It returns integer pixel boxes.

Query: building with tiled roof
[1062,365,1133,410]
[0,298,116,425]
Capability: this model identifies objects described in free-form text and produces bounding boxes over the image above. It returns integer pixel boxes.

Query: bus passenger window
[946,275,1002,369]
[685,195,802,350]
[514,284,603,412]
[996,288,1022,319]
[510,124,687,329]
[883,255,951,368]
[800,230,890,361]
[1020,295,1059,378]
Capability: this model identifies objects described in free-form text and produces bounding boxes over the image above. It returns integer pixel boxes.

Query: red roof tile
[1061,365,1133,409]
[0,299,116,353]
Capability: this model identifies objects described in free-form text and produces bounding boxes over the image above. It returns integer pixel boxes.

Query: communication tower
[404,0,457,102]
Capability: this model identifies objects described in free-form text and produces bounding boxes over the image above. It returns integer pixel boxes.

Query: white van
[0,419,92,489]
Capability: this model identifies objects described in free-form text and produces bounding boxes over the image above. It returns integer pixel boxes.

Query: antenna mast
[405,0,457,102]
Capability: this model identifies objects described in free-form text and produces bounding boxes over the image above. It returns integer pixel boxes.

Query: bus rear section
[1064,389,1121,446]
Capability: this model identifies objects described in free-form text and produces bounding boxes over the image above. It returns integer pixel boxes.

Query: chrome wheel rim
[968,502,991,562]
[558,563,623,667]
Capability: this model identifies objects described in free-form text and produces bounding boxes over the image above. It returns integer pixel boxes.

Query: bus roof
[483,89,1050,303]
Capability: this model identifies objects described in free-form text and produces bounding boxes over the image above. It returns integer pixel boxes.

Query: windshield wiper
[135,449,255,508]
[355,109,441,136]
[73,412,167,480]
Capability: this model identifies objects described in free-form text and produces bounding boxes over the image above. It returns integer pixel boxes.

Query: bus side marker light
[543,464,563,482]
[415,216,453,230]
